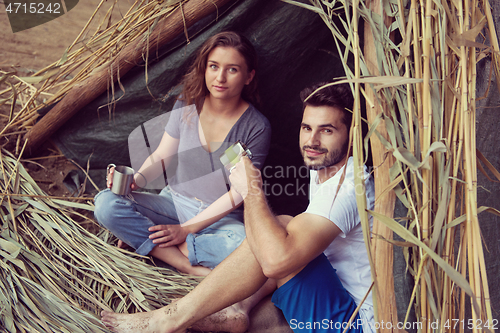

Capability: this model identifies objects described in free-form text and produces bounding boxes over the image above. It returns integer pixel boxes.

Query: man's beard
[302,138,349,170]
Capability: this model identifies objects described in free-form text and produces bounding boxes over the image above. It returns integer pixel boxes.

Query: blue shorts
[271,254,362,333]
[94,186,245,269]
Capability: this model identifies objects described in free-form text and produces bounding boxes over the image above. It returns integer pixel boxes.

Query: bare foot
[190,303,249,333]
[101,304,185,333]
[117,239,132,250]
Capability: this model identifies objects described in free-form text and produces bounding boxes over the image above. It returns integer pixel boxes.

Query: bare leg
[101,303,187,333]
[188,215,291,332]
[150,245,211,276]
[190,278,277,333]
[115,236,209,276]
[101,239,268,333]
[178,241,189,257]
[236,278,277,314]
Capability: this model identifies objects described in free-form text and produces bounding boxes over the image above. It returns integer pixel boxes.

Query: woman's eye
[210,64,218,70]
[228,67,238,73]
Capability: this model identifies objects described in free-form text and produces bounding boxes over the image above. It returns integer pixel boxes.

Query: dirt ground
[0,0,134,197]
[0,0,134,72]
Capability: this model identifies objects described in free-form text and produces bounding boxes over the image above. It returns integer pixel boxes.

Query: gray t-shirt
[165,100,271,204]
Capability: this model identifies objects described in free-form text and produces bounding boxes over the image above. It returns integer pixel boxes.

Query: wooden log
[363,0,400,331]
[23,0,233,155]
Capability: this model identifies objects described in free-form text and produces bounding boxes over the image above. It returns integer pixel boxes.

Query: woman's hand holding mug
[106,164,145,195]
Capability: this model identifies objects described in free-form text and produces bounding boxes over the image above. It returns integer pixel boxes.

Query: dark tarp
[474,3,500,325]
[51,0,347,217]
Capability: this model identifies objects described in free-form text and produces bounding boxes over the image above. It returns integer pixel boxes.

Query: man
[101,82,375,333]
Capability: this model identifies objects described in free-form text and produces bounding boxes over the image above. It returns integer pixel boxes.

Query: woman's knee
[94,190,128,229]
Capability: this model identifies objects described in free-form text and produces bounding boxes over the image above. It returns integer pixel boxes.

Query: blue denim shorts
[94,186,245,269]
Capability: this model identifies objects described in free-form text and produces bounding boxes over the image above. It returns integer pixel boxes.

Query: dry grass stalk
[284,0,499,331]
[0,149,201,332]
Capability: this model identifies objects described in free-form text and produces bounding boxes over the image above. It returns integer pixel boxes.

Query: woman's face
[205,46,255,102]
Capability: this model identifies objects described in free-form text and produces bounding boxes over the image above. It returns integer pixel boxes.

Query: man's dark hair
[300,82,354,130]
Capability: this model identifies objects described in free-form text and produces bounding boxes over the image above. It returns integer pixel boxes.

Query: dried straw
[0,148,201,332]
[284,0,499,331]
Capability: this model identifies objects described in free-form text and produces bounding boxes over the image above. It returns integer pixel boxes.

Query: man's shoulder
[340,161,375,198]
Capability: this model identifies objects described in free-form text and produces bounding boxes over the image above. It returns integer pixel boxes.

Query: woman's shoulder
[172,98,190,111]
[243,103,271,129]
[172,99,197,116]
[166,99,198,131]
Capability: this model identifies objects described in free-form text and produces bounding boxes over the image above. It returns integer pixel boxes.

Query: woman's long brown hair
[178,31,260,112]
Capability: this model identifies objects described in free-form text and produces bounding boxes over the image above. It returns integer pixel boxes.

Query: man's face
[299,105,349,171]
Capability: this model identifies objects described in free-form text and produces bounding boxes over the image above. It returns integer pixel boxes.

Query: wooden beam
[363,0,400,331]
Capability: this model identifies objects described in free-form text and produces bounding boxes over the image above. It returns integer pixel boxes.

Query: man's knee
[276,215,293,228]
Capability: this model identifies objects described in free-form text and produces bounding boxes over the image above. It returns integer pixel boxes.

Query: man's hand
[148,224,189,247]
[229,156,262,198]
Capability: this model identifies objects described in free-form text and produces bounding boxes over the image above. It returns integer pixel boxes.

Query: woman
[94,31,271,276]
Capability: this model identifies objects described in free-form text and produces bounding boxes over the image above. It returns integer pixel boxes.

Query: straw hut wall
[0,0,499,332]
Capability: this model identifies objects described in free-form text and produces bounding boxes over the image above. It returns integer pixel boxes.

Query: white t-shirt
[305,157,375,333]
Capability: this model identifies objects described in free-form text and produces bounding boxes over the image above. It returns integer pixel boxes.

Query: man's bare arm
[230,157,341,280]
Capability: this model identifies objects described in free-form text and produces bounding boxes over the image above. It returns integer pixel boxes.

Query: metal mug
[219,140,252,172]
[109,165,135,196]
